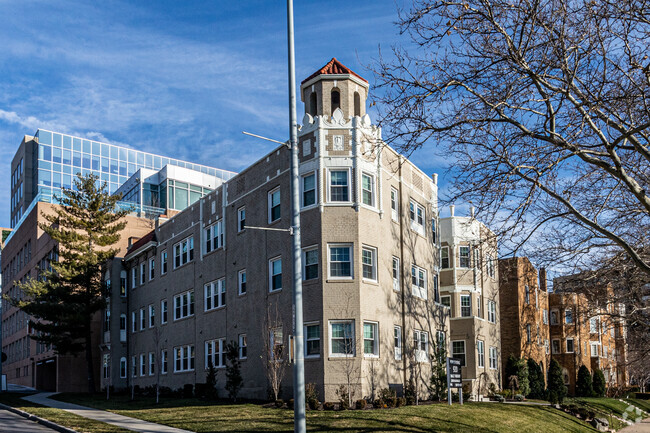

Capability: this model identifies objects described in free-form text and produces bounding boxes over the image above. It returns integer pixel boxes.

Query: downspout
[398,156,408,388]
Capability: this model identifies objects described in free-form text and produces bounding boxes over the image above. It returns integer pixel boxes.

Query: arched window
[331,89,340,115]
[354,92,361,117]
[309,92,317,116]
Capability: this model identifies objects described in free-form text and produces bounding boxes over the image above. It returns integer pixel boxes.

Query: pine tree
[547,359,568,404]
[225,342,243,401]
[505,355,529,396]
[576,365,593,397]
[429,341,447,401]
[527,359,545,399]
[9,174,127,393]
[592,369,606,397]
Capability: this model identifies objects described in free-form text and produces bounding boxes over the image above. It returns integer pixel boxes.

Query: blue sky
[0,0,451,228]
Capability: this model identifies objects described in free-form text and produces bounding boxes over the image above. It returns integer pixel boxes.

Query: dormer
[300,58,369,120]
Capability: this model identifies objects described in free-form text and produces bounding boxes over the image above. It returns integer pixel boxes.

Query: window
[237,207,246,232]
[120,357,127,378]
[459,246,471,268]
[486,254,495,277]
[545,339,550,354]
[174,345,195,372]
[565,308,573,324]
[269,257,282,292]
[131,312,136,333]
[120,314,127,342]
[238,269,247,295]
[431,218,437,244]
[238,334,247,359]
[329,170,349,202]
[161,250,168,274]
[270,328,284,360]
[204,221,223,253]
[268,188,281,222]
[590,317,598,333]
[149,305,155,328]
[140,262,146,285]
[140,354,146,376]
[477,340,485,368]
[205,278,226,311]
[362,247,377,280]
[543,309,548,324]
[161,300,168,324]
[411,265,427,299]
[161,350,168,374]
[566,338,574,353]
[120,271,127,296]
[305,324,320,357]
[302,173,316,207]
[149,352,155,376]
[525,286,530,304]
[526,324,531,343]
[441,296,451,308]
[414,330,429,362]
[392,257,400,291]
[390,188,399,221]
[441,247,450,269]
[460,295,472,317]
[330,321,355,356]
[363,322,379,357]
[205,338,225,368]
[550,310,559,325]
[329,245,352,278]
[394,326,402,360]
[603,345,608,358]
[409,200,424,232]
[452,340,466,366]
[174,291,194,320]
[489,346,498,369]
[591,343,598,357]
[552,339,561,354]
[436,331,446,351]
[131,268,136,288]
[434,275,440,303]
[140,308,145,330]
[303,248,318,280]
[361,173,375,206]
[174,237,194,268]
[149,258,155,280]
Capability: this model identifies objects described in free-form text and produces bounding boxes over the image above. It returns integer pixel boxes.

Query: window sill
[269,289,282,294]
[300,204,318,212]
[326,278,354,283]
[205,306,226,313]
[362,278,378,286]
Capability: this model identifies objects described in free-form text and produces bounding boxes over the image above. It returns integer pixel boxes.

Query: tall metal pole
[287,1,306,432]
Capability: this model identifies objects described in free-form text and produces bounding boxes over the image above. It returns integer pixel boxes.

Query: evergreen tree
[592,369,606,397]
[546,359,567,404]
[205,361,218,400]
[527,359,545,399]
[505,355,529,396]
[225,341,243,401]
[8,174,127,393]
[576,365,593,397]
[429,341,447,401]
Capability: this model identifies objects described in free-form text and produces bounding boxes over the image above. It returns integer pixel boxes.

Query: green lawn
[0,393,131,433]
[626,398,650,414]
[51,393,599,433]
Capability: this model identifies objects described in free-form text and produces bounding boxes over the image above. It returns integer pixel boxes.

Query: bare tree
[262,304,289,402]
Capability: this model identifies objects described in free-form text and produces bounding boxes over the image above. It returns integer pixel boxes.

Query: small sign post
[447,357,463,405]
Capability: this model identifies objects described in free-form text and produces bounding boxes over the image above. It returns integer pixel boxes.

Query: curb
[0,402,79,433]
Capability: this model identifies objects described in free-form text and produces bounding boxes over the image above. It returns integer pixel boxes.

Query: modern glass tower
[10,129,236,228]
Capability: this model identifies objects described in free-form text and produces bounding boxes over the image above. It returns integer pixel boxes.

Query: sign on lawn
[447,357,463,388]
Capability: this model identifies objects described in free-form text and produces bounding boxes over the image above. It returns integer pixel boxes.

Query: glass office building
[10,129,237,228]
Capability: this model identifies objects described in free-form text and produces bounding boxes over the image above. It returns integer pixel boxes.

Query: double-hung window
[414,330,429,362]
[140,354,146,376]
[486,253,495,277]
[204,278,226,311]
[161,250,167,274]
[140,308,145,330]
[238,334,247,359]
[526,324,531,343]
[361,173,375,207]
[552,339,560,354]
[131,311,136,333]
[390,188,399,221]
[301,173,316,207]
[174,237,194,268]
[329,170,349,202]
[149,258,155,280]
[461,295,472,317]
[161,300,168,324]
[392,257,400,291]
[459,246,471,268]
[269,258,282,292]
[452,340,466,366]
[140,262,146,285]
[489,346,498,369]
[394,326,402,360]
[551,310,559,325]
[441,296,451,308]
[566,338,574,353]
[174,345,195,372]
[303,248,318,280]
[204,221,223,253]
[174,291,194,320]
[411,265,427,299]
[363,322,379,357]
[329,245,352,278]
[131,267,137,288]
[330,320,354,356]
[362,246,377,281]
[409,200,424,233]
[305,324,320,357]
[161,350,168,374]
[268,188,281,222]
[237,207,246,232]
[565,308,573,324]
[440,246,450,269]
[205,338,225,368]
[477,340,485,368]
[238,269,247,295]
[149,353,155,375]
[148,305,155,327]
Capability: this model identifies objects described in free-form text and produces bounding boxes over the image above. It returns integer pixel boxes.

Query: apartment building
[102,58,451,402]
[498,257,550,382]
[439,207,501,398]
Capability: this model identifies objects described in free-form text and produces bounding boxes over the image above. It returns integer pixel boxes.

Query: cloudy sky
[0,0,451,228]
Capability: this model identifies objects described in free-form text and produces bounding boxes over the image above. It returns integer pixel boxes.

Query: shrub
[577,407,590,419]
[379,388,397,408]
[494,394,505,403]
[635,392,650,400]
[308,398,319,410]
[527,359,545,399]
[514,394,524,401]
[505,355,530,397]
[275,399,284,408]
[225,342,243,401]
[355,399,367,410]
[182,384,194,399]
[576,365,593,397]
[336,385,350,410]
[396,397,406,407]
[306,383,320,410]
[547,359,567,404]
[462,383,472,402]
[404,379,416,405]
[373,398,384,409]
[501,389,512,399]
[592,369,606,397]
[323,402,335,411]
[287,399,294,410]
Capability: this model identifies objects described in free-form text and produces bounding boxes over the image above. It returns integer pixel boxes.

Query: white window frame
[140,308,145,330]
[550,309,559,325]
[269,257,282,292]
[360,172,375,207]
[204,278,226,311]
[140,262,146,285]
[486,253,495,277]
[441,295,451,308]
[543,309,548,325]
[149,352,155,376]
[120,314,127,342]
[161,299,168,324]
[174,345,195,373]
[459,246,471,268]
[173,237,194,269]
[590,317,598,333]
[204,220,223,253]
[363,321,379,358]
[489,346,498,369]
[237,206,246,232]
[452,340,466,366]
[268,187,281,223]
[303,247,318,281]
[161,350,168,374]
[173,290,194,321]
[460,294,472,317]
[477,340,485,368]
[148,304,155,328]
[131,311,136,333]
[161,250,167,275]
[205,338,225,368]
[590,342,599,357]
[361,246,377,281]
[328,244,353,279]
[394,325,402,360]
[238,334,247,359]
[149,258,155,280]
[301,172,317,208]
[411,264,427,299]
[409,200,425,234]
[329,320,355,357]
[552,339,561,354]
[304,323,321,358]
[140,353,146,376]
[440,246,450,269]
[238,269,247,295]
[328,169,350,203]
[565,308,573,324]
[390,187,399,221]
[392,256,400,292]
[414,329,429,362]
[566,338,574,353]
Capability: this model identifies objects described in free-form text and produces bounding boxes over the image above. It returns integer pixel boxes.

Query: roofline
[124,241,157,261]
[300,74,369,91]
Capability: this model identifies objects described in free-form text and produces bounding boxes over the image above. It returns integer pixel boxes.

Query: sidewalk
[22,392,193,433]
[618,417,650,433]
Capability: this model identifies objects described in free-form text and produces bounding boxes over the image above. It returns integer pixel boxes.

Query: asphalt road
[0,408,59,432]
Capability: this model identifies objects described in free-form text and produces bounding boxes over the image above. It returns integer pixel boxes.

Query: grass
[52,393,600,433]
[565,396,650,430]
[0,392,131,433]
[626,398,650,414]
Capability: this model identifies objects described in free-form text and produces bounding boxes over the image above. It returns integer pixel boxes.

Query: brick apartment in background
[439,206,501,399]
[498,257,550,383]
[100,59,452,402]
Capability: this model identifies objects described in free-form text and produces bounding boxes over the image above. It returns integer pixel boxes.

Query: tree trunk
[85,326,96,394]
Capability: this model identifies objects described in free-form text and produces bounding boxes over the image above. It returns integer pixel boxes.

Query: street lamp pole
[286,1,306,432]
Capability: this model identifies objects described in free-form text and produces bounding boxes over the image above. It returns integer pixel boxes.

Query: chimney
[432,173,438,185]
[470,206,475,218]
[539,268,548,293]
[450,205,455,217]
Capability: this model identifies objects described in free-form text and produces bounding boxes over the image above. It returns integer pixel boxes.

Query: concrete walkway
[22,392,193,433]
[618,417,650,433]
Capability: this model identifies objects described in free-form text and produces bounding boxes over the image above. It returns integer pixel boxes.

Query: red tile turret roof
[301,58,368,85]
